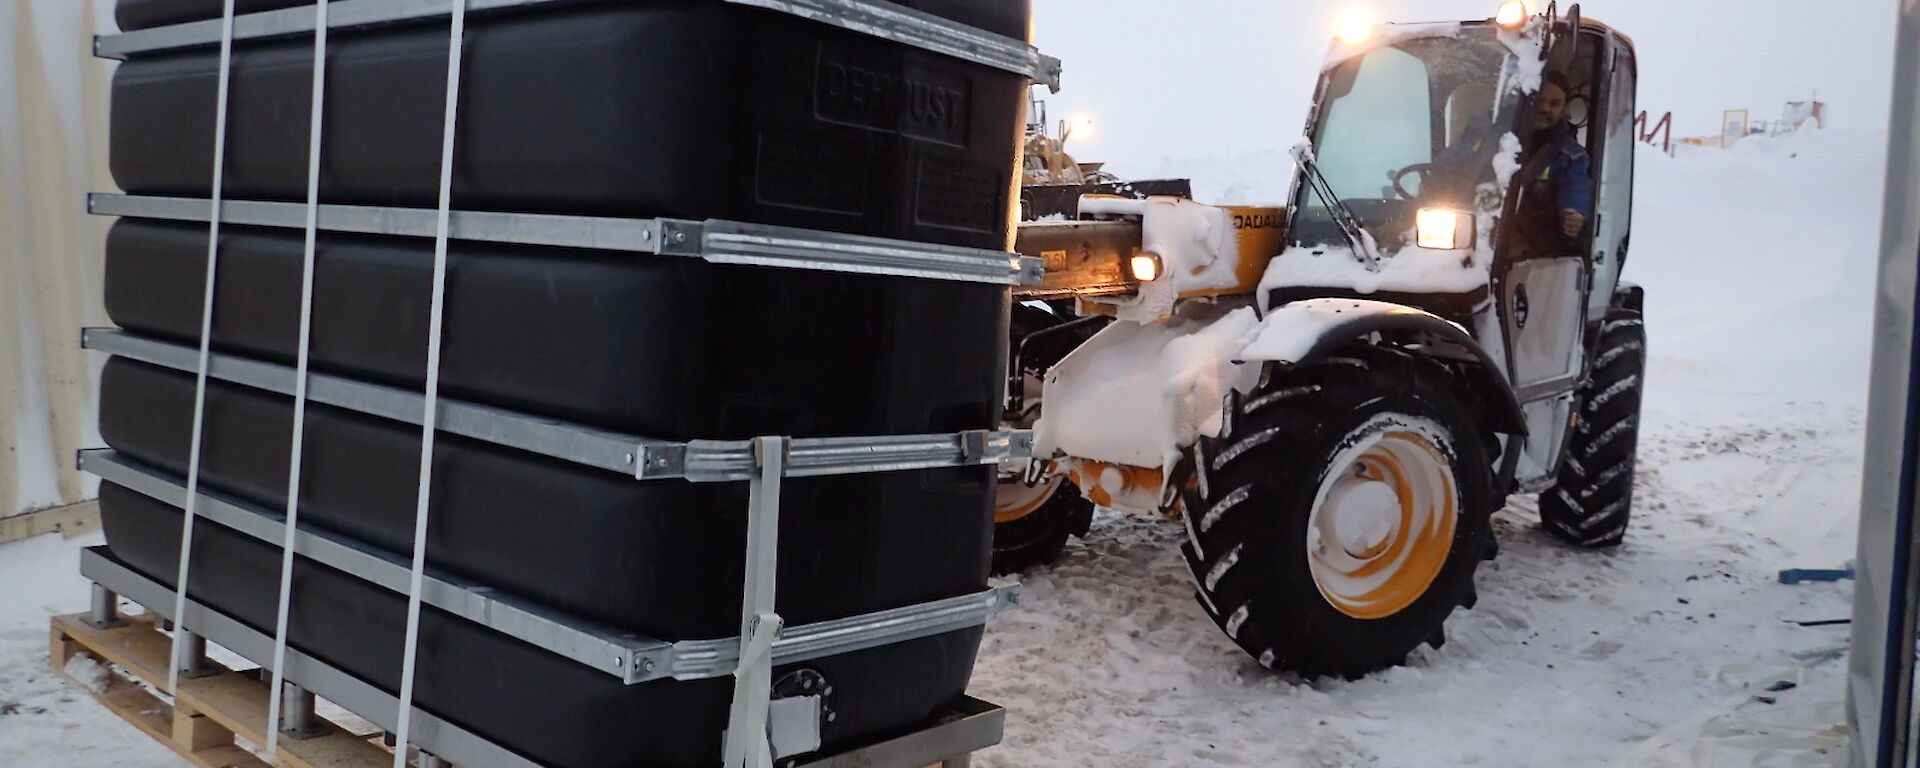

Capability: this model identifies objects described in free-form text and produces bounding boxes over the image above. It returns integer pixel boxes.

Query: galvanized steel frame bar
[87,194,1044,286]
[80,328,1033,481]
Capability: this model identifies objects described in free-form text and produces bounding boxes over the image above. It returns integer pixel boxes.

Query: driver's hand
[1561,209,1585,238]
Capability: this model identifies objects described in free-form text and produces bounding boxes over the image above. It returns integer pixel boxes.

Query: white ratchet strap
[390,2,467,766]
[725,612,783,768]
[722,436,788,768]
[263,0,328,760]
[166,0,237,698]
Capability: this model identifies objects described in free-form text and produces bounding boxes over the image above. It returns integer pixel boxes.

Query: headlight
[1129,252,1163,282]
[1415,208,1475,250]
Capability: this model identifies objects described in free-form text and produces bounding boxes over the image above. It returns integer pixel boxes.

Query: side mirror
[1545,3,1581,71]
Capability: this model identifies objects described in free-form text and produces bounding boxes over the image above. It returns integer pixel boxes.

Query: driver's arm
[1556,144,1594,237]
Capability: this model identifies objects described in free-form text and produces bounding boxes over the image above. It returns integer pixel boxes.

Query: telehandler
[995,2,1646,677]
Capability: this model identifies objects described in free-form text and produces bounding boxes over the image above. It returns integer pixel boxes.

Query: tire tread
[1540,308,1646,548]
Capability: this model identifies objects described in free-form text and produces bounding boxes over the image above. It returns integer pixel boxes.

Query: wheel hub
[1305,423,1459,620]
[995,467,1063,523]
[1324,472,1400,557]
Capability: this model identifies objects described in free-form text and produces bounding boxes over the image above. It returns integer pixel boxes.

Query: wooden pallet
[50,612,397,768]
[52,610,984,768]
[1,499,100,546]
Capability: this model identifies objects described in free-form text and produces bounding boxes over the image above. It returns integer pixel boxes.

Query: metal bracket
[678,431,1034,482]
[278,683,331,740]
[174,631,221,679]
[89,194,1041,286]
[85,584,129,630]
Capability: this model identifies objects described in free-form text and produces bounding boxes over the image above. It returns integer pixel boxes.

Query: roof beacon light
[1495,0,1532,26]
[1334,7,1375,45]
[1067,114,1095,141]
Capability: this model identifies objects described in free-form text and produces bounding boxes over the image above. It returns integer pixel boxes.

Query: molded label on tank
[755,130,869,215]
[815,43,973,147]
[914,157,1002,233]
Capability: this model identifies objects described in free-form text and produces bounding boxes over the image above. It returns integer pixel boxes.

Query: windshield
[1292,26,1524,255]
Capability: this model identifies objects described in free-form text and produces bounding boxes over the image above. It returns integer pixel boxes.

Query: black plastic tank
[110,0,1031,250]
[98,482,984,768]
[103,218,1008,440]
[96,0,1028,763]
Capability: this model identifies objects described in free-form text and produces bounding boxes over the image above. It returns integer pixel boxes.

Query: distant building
[1780,99,1826,131]
[1675,98,1826,149]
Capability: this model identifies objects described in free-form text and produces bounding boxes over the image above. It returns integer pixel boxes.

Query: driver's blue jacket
[1533,121,1594,219]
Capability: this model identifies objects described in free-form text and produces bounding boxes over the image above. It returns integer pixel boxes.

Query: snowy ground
[0,131,1883,766]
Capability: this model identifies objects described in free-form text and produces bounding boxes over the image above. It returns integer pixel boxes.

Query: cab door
[1586,39,1637,321]
[1503,27,1619,486]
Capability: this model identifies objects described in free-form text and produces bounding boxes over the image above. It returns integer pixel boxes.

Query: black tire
[992,302,1103,575]
[1540,308,1646,547]
[1180,346,1496,678]
[991,477,1095,575]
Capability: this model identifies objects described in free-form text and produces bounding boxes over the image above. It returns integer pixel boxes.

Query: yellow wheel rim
[1305,419,1458,620]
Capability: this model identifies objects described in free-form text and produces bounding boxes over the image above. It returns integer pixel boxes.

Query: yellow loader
[996,2,1647,678]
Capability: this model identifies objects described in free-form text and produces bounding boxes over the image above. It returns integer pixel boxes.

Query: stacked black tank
[93,1,1028,766]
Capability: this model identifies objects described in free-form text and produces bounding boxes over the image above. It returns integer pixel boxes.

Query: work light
[1129,253,1163,282]
[1415,208,1474,250]
[1335,8,1375,44]
[1495,0,1532,26]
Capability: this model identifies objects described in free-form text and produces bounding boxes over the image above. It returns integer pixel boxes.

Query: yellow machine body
[1013,199,1289,311]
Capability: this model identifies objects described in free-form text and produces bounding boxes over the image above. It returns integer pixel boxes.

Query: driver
[1519,71,1594,248]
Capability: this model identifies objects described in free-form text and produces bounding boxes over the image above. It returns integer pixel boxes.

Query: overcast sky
[1032,0,1898,178]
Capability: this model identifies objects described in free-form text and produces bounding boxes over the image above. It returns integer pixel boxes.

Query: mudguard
[1033,299,1525,516]
[1241,298,1527,436]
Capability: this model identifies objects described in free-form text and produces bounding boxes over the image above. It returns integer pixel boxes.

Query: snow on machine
[995,2,1647,678]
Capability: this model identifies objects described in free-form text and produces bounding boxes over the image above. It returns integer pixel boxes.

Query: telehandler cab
[995,2,1646,677]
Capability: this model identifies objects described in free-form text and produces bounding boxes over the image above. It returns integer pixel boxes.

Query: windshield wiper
[1290,142,1383,271]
